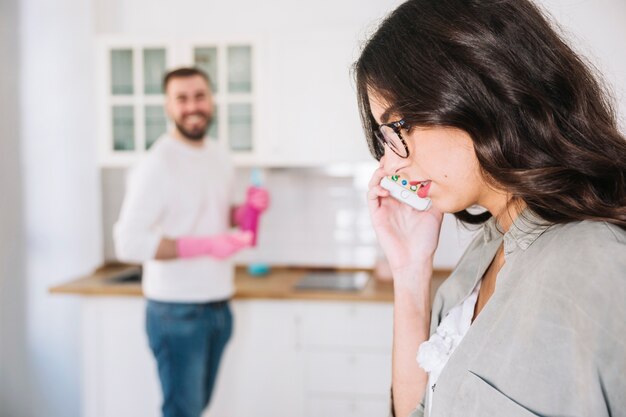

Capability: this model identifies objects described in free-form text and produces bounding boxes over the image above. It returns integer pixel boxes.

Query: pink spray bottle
[238,168,263,246]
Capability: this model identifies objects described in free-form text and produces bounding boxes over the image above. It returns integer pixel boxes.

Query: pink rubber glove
[177,231,252,259]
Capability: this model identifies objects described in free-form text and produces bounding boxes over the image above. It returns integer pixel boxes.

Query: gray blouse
[407,210,626,417]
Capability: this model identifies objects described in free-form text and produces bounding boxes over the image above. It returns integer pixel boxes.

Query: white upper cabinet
[265,30,373,166]
[97,39,175,166]
[96,36,263,167]
[96,32,373,167]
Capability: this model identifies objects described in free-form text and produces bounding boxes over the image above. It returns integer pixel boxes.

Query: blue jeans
[146,299,233,417]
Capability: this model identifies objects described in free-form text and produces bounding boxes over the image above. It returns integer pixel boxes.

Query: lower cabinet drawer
[306,395,389,417]
[305,350,391,395]
[298,302,393,350]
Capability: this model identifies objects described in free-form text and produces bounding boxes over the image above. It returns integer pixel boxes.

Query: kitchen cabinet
[96,36,262,167]
[96,31,374,168]
[264,30,373,166]
[298,302,392,417]
[81,297,392,417]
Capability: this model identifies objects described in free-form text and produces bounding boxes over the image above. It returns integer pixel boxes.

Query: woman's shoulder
[525,221,625,330]
[555,219,625,242]
[537,220,625,267]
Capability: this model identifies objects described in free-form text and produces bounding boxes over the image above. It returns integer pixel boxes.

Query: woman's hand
[368,161,441,415]
[367,164,443,277]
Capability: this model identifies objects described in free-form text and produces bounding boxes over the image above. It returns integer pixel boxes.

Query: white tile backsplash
[232,167,379,267]
[102,165,475,268]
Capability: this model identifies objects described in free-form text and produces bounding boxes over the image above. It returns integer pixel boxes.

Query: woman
[355,0,626,416]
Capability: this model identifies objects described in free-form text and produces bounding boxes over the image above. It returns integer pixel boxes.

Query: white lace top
[416,281,481,414]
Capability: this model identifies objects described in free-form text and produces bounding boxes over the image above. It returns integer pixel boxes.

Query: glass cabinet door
[228,103,252,151]
[145,105,166,149]
[107,46,168,154]
[112,105,135,150]
[227,46,252,93]
[194,47,218,92]
[143,48,166,94]
[101,40,257,164]
[110,49,133,95]
[208,105,219,140]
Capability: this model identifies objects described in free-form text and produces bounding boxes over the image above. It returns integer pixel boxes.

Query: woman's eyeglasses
[374,119,410,159]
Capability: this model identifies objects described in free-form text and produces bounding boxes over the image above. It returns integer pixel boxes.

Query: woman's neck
[481,190,526,233]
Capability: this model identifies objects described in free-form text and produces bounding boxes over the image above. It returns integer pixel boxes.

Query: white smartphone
[380,176,431,211]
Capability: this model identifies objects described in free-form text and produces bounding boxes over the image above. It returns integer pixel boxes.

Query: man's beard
[175,112,213,141]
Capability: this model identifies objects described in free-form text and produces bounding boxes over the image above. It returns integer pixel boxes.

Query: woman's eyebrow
[380,109,391,124]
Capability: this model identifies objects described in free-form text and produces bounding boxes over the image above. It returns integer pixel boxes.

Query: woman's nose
[380,144,404,174]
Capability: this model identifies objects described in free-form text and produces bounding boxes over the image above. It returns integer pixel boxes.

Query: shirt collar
[482,208,552,257]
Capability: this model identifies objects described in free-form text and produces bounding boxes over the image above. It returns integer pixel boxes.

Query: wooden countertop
[49,263,451,303]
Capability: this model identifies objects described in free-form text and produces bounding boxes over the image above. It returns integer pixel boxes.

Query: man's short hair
[162,67,211,93]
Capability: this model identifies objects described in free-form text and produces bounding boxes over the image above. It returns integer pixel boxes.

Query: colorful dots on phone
[388,175,421,195]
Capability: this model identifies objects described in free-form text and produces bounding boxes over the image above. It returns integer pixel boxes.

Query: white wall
[93,0,403,35]
[0,0,29,416]
[541,0,626,128]
[9,0,103,416]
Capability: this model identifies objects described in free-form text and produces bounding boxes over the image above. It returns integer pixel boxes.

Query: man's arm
[114,161,168,263]
[229,206,240,228]
[115,159,252,263]
[117,211,251,262]
[155,238,177,259]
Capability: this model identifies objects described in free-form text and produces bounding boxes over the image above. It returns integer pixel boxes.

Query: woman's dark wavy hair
[355,0,626,229]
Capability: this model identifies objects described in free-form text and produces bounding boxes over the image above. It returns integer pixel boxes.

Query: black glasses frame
[374,119,410,159]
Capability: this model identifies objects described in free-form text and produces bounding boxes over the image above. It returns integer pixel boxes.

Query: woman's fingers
[367,184,390,209]
[367,184,389,200]
[368,166,388,189]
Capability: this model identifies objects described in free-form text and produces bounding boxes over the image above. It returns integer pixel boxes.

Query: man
[114,67,269,417]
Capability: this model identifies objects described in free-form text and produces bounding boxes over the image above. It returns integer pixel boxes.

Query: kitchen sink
[294,271,370,292]
[106,267,142,283]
